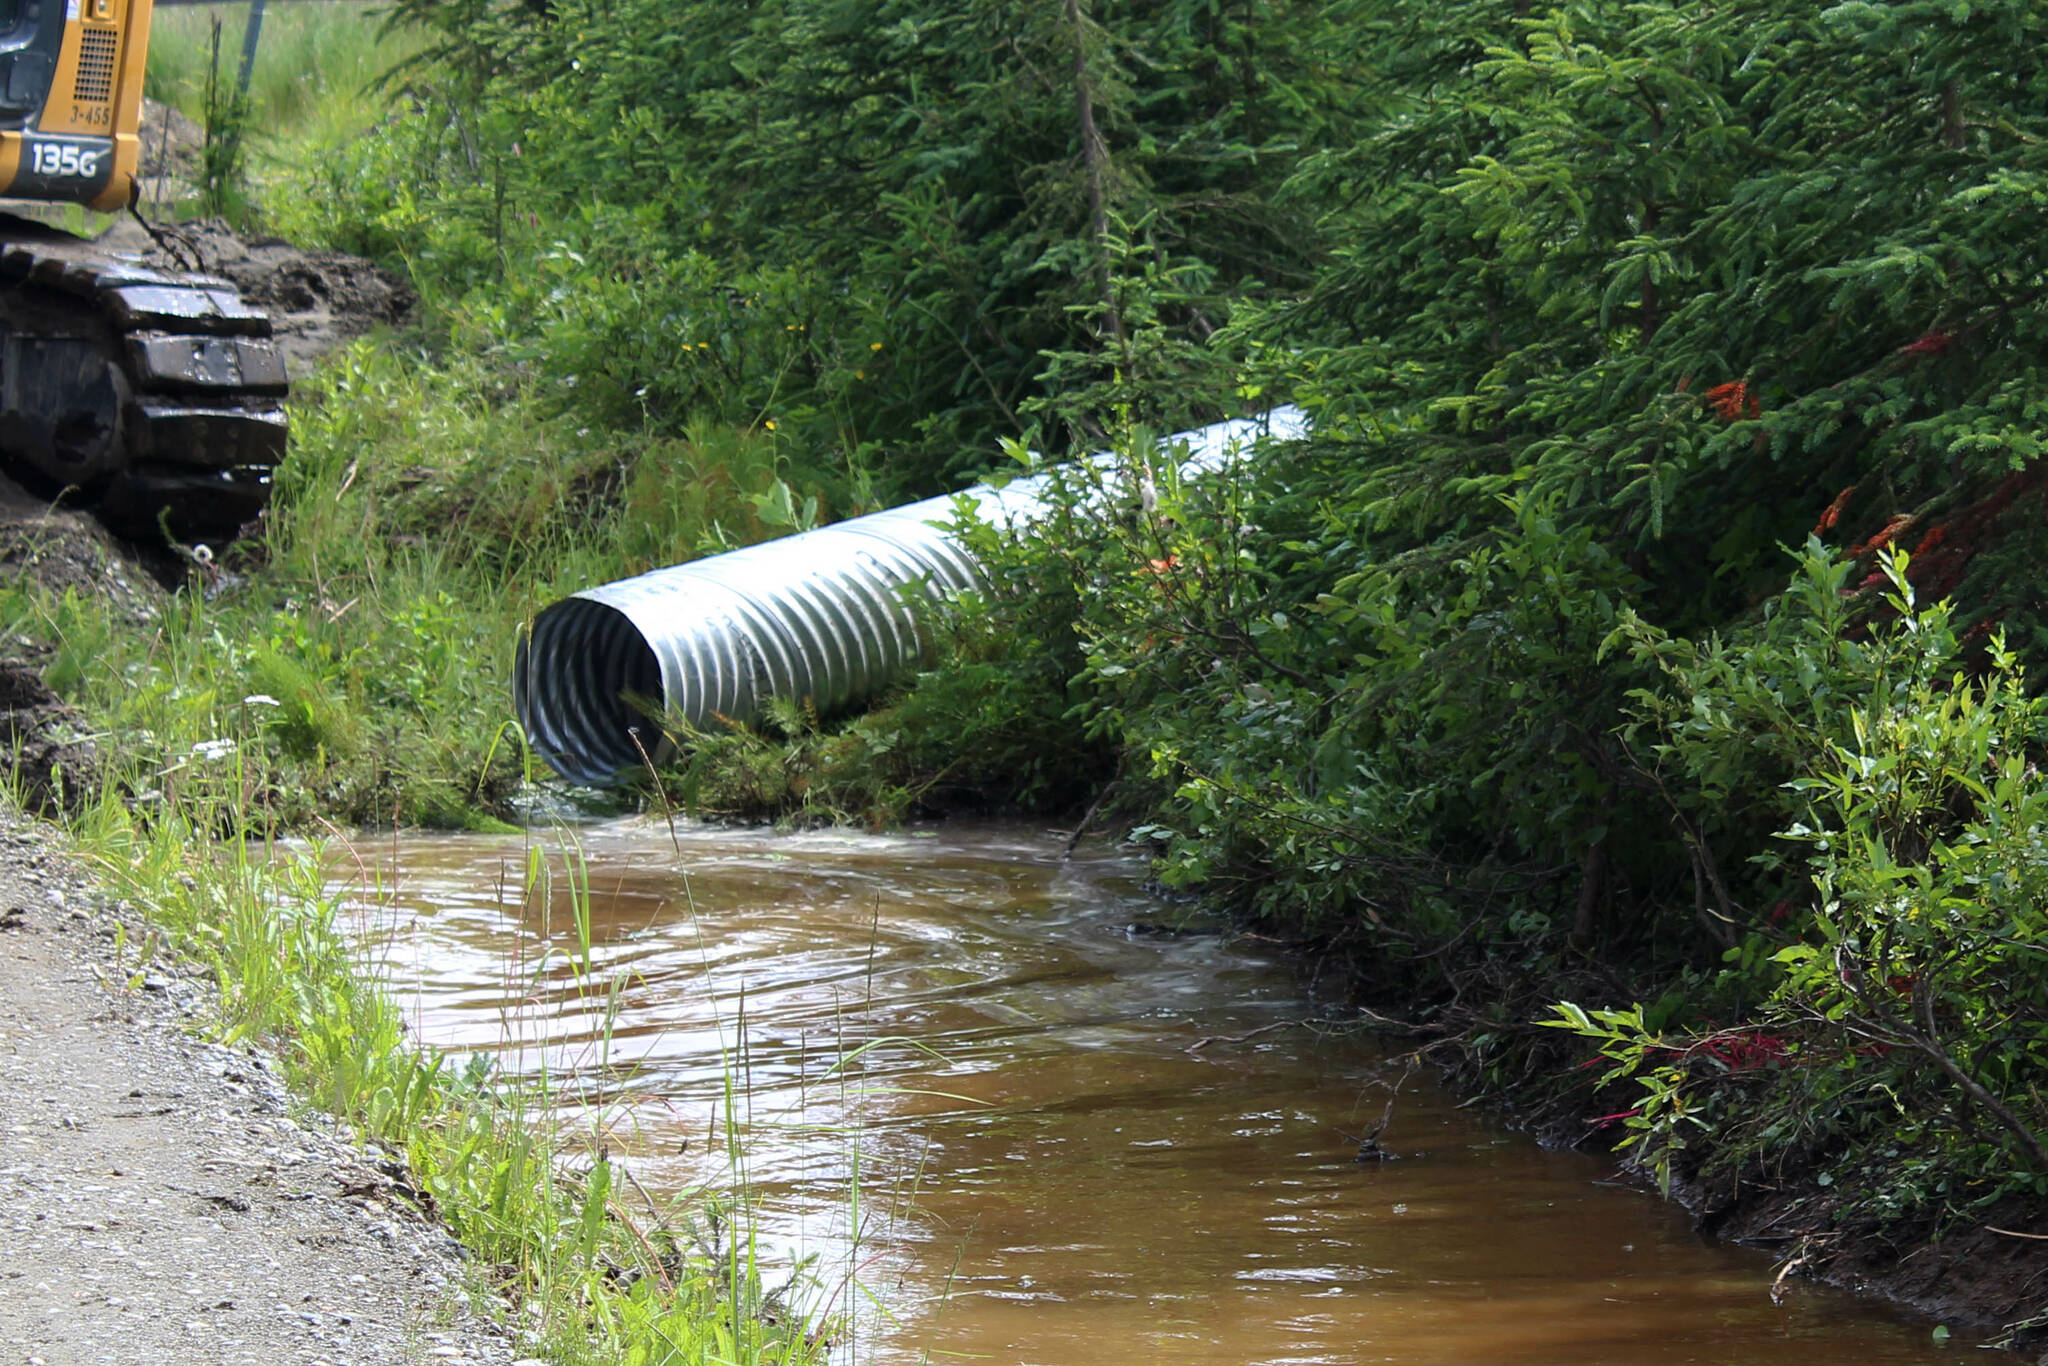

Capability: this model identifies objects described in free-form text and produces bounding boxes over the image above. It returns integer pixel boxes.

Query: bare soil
[0,207,412,554]
[7,155,416,386]
[136,97,204,194]
[0,655,97,819]
[0,482,174,814]
[0,803,522,1366]
[0,475,164,617]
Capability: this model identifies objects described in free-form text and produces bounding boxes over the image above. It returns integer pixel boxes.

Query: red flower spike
[1704,380,1760,421]
[1814,484,1858,536]
[1847,514,1912,559]
[1691,1029,1793,1072]
[1588,1108,1643,1127]
[1901,330,1956,358]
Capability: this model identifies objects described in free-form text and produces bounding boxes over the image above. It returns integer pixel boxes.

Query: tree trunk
[1062,0,1122,345]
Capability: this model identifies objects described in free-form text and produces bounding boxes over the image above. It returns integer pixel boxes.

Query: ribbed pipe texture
[515,408,1307,784]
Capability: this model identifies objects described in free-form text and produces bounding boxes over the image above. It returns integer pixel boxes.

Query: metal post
[236,0,266,97]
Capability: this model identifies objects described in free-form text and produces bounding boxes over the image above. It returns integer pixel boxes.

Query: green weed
[194,14,250,218]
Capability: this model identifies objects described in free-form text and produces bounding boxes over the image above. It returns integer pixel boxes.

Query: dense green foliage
[288,0,1354,485]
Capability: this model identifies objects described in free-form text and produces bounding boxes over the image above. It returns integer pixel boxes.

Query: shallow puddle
[333,819,1954,1364]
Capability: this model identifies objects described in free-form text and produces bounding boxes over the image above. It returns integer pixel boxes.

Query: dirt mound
[136,95,204,185]
[0,473,166,617]
[0,467,172,809]
[0,655,97,815]
[154,220,416,378]
[0,475,162,811]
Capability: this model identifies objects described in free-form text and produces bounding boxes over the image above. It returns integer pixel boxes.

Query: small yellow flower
[765,420,777,430]
[870,342,884,352]
[855,369,866,380]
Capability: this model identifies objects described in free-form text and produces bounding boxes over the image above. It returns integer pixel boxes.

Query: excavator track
[0,222,287,544]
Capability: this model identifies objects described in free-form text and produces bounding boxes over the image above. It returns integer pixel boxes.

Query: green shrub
[1555,552,2048,1209]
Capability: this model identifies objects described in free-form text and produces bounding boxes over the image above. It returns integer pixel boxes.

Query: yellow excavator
[0,0,284,542]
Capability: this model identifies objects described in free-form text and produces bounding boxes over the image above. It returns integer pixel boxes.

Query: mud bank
[1667,1145,2048,1352]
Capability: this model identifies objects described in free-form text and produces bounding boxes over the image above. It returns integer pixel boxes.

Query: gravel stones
[0,805,516,1365]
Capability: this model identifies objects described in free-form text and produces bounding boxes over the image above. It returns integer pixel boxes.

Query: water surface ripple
[335,819,1949,1365]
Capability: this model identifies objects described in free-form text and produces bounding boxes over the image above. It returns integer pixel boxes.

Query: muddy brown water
[333,819,1955,1364]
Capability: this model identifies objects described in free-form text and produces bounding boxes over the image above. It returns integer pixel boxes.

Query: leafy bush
[1556,552,2048,1207]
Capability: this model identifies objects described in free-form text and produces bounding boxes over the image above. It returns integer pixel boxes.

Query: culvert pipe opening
[515,597,665,786]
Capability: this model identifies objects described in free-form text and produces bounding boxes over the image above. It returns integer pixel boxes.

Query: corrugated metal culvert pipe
[514,408,1308,785]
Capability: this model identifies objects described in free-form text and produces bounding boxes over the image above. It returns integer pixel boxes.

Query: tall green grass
[145,2,430,149]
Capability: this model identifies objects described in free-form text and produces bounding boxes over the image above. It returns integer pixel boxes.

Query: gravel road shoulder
[0,805,518,1366]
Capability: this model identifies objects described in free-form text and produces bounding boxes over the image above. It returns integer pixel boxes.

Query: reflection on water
[334,819,1949,1365]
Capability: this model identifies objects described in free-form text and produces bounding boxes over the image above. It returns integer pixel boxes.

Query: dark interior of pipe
[515,598,663,785]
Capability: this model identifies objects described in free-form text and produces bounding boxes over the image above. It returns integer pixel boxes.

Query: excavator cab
[0,0,144,211]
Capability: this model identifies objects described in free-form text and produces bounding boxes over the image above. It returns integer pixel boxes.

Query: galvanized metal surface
[515,408,1308,784]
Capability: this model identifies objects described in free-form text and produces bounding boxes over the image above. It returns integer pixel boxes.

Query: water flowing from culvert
[331,821,1957,1365]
